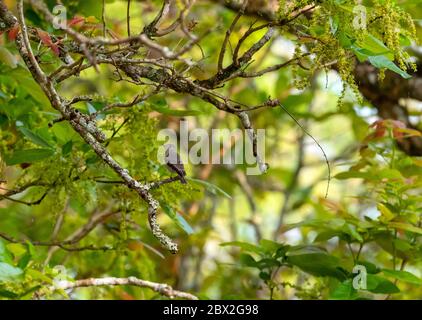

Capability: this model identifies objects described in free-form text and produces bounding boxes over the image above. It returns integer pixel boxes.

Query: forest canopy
[0,0,421,300]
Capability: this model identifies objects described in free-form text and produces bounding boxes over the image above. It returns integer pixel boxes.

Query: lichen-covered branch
[42,276,199,300]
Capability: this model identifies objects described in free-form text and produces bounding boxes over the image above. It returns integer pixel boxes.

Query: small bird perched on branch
[164,144,187,184]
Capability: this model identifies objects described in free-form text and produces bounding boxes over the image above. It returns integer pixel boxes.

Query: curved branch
[43,276,198,300]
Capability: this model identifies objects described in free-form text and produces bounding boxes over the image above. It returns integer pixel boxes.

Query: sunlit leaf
[382,269,422,285]
[162,204,194,235]
[188,178,232,199]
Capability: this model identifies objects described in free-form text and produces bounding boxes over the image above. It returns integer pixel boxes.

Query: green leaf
[343,224,363,243]
[62,140,73,156]
[349,34,395,64]
[375,168,403,180]
[0,262,24,281]
[366,274,400,294]
[0,47,18,68]
[175,213,194,235]
[338,31,353,48]
[18,127,53,148]
[388,222,422,235]
[378,203,395,222]
[335,168,402,181]
[220,241,262,255]
[330,280,358,300]
[12,68,50,106]
[259,271,271,281]
[17,242,34,270]
[368,55,411,79]
[6,243,26,258]
[329,16,339,35]
[374,234,413,260]
[314,230,340,242]
[356,261,380,274]
[25,268,53,284]
[255,258,280,269]
[335,171,373,180]
[162,204,194,235]
[0,288,19,298]
[17,253,31,270]
[51,122,77,144]
[259,239,287,255]
[0,240,13,264]
[187,178,232,199]
[381,169,405,180]
[239,253,257,268]
[151,103,204,117]
[287,247,348,280]
[5,148,55,165]
[356,34,393,57]
[382,269,422,285]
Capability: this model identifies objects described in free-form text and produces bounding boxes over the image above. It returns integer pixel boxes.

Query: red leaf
[50,43,60,56]
[68,16,85,27]
[8,24,20,41]
[36,29,60,56]
[392,128,404,139]
[370,120,386,138]
[374,127,386,138]
[37,29,53,46]
[368,119,420,141]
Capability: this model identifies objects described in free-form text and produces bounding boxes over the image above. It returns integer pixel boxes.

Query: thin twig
[126,0,131,37]
[279,103,331,199]
[218,0,248,72]
[102,0,106,37]
[0,231,113,252]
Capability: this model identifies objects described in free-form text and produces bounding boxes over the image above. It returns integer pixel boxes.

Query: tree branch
[43,276,198,300]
